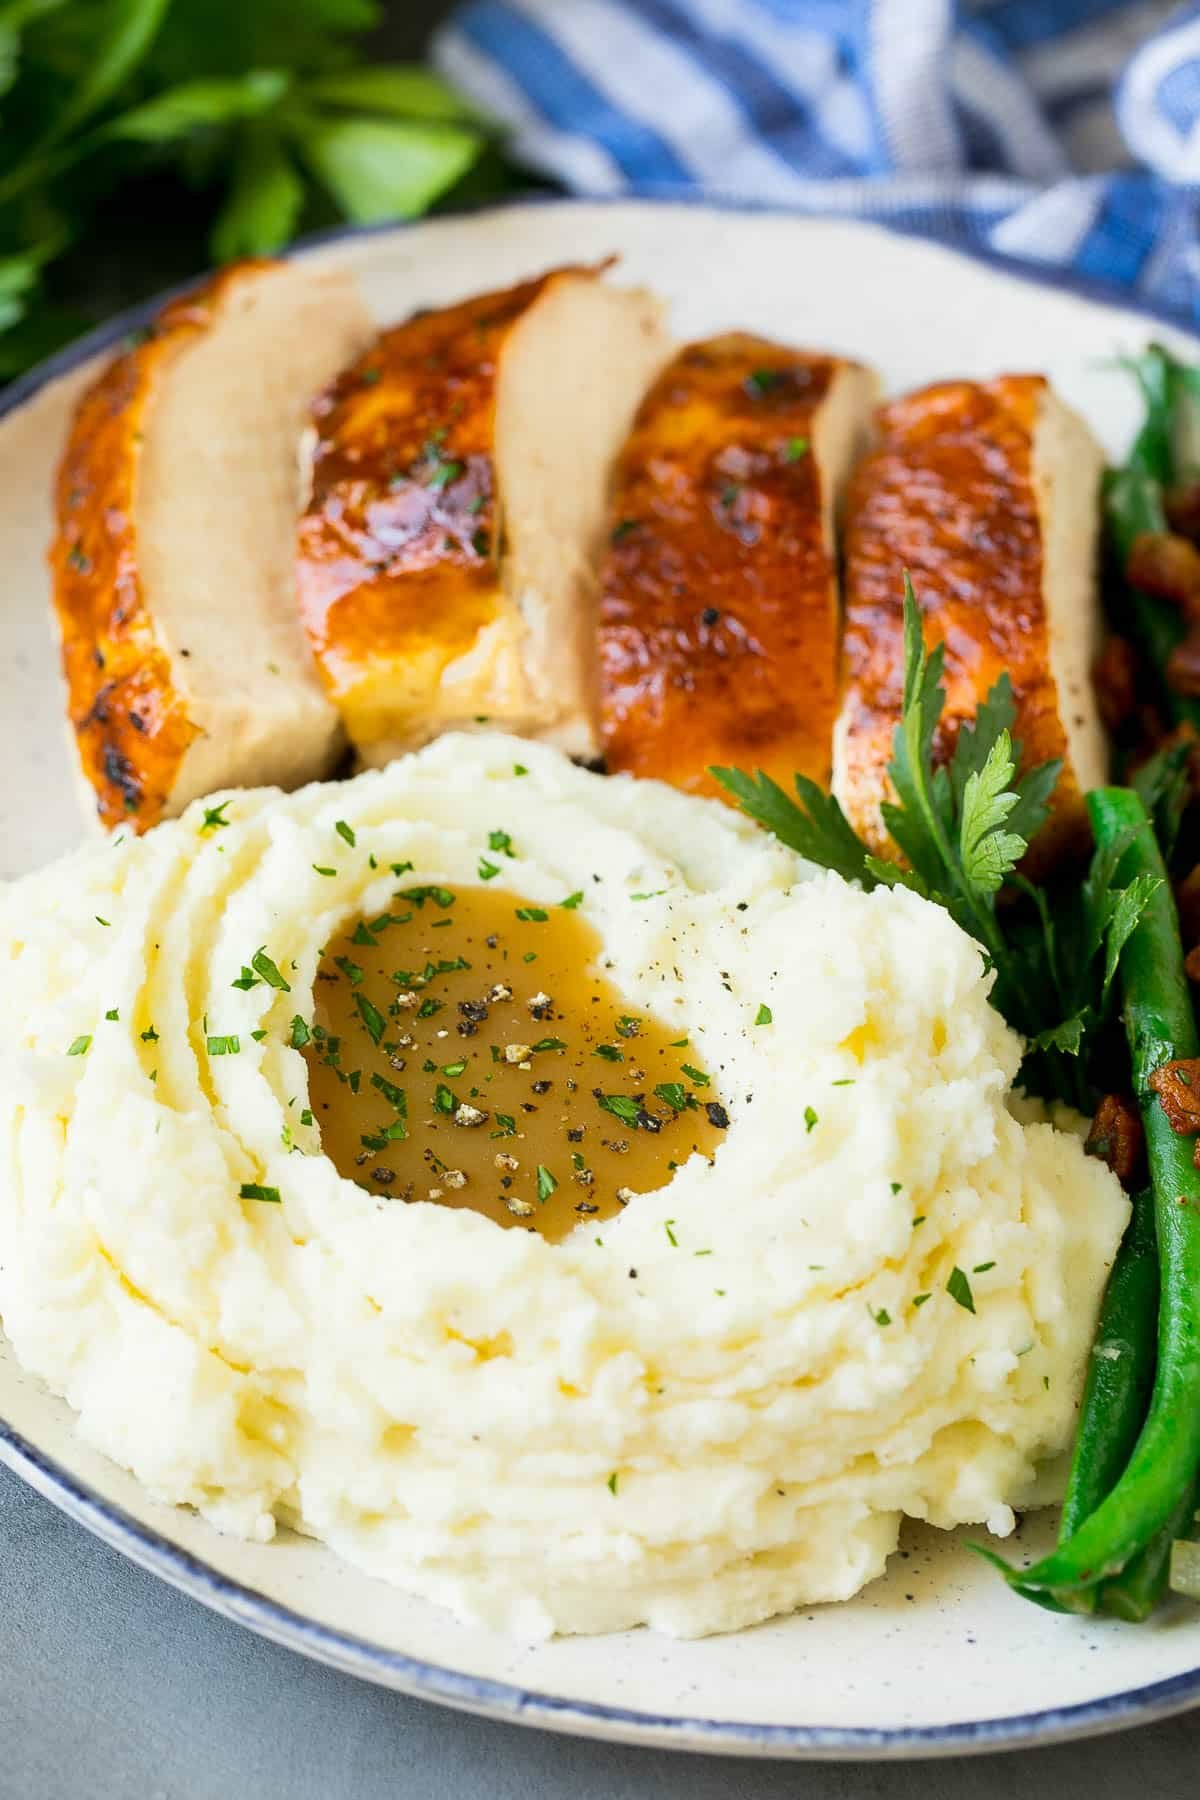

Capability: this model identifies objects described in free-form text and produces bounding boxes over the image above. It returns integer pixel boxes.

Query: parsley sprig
[713,581,1157,1104]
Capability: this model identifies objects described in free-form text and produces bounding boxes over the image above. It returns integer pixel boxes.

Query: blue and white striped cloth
[434,0,1200,326]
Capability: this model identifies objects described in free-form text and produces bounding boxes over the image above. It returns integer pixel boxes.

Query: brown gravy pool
[303,883,725,1239]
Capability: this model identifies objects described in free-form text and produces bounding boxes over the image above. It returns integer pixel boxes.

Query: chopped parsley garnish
[95,915,110,927]
[232,966,260,991]
[289,1016,311,1049]
[400,885,455,909]
[973,1261,996,1274]
[239,1183,281,1204]
[537,1164,557,1203]
[946,1266,976,1313]
[200,801,231,832]
[869,1306,892,1326]
[515,907,548,922]
[477,856,501,881]
[247,947,290,992]
[912,1293,932,1309]
[630,889,667,901]
[335,820,356,847]
[312,865,337,878]
[745,367,781,395]
[391,861,414,877]
[488,829,515,857]
[654,1082,693,1113]
[441,1059,467,1077]
[416,998,442,1018]
[352,921,378,947]
[664,1220,679,1247]
[597,1093,641,1127]
[104,1008,119,1021]
[426,457,464,490]
[355,994,386,1045]
[206,1034,240,1056]
[616,1016,641,1040]
[513,763,528,776]
[681,1064,709,1087]
[607,1471,619,1495]
[593,1044,623,1062]
[532,1037,566,1052]
[434,1084,457,1114]
[754,1003,773,1025]
[140,1026,158,1043]
[335,955,364,986]
[560,891,584,910]
[67,1035,91,1056]
[370,1073,407,1110]
[804,1106,818,1133]
[491,1112,517,1138]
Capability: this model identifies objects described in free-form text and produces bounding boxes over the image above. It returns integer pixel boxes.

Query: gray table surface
[7,2,1200,1793]
[2,1459,1198,1800]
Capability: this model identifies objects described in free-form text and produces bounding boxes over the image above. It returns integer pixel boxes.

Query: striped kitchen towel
[434,0,1200,326]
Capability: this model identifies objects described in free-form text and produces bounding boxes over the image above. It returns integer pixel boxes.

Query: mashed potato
[0,733,1127,1638]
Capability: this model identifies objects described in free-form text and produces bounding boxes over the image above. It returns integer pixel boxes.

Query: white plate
[4,199,1200,1760]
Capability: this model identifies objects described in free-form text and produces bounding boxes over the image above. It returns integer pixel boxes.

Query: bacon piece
[1148,1059,1200,1136]
[1167,629,1200,697]
[1165,482,1200,540]
[1126,531,1200,616]
[1093,635,1139,732]
[1085,1094,1146,1187]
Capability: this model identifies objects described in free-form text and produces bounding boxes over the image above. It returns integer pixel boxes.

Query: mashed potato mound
[0,733,1127,1638]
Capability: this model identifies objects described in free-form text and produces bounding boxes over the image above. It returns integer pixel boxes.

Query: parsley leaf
[708,765,872,885]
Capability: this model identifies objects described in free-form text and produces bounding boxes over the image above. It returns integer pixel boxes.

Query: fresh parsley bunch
[0,0,503,376]
[713,581,1160,1106]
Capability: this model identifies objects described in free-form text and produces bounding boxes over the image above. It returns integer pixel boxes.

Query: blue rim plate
[3,199,1200,1760]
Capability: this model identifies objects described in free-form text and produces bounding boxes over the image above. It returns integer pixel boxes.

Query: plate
[4,199,1200,1760]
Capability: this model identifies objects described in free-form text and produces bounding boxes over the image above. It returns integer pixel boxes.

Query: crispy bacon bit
[1187,945,1200,983]
[1148,1059,1200,1136]
[1085,1094,1146,1187]
[1168,629,1200,697]
[1127,531,1200,613]
[1092,635,1139,732]
[1165,482,1200,540]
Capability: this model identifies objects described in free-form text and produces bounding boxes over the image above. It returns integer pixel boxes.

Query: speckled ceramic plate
[4,200,1200,1760]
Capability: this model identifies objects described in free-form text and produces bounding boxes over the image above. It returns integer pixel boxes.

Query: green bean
[1059,1184,1158,1545]
[1001,788,1200,1605]
[1101,1472,1200,1620]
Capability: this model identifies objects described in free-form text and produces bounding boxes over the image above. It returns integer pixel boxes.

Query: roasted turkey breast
[596,334,877,799]
[296,266,671,765]
[834,375,1107,867]
[50,258,371,832]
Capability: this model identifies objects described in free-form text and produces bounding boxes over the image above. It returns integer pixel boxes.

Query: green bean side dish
[716,344,1200,1624]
